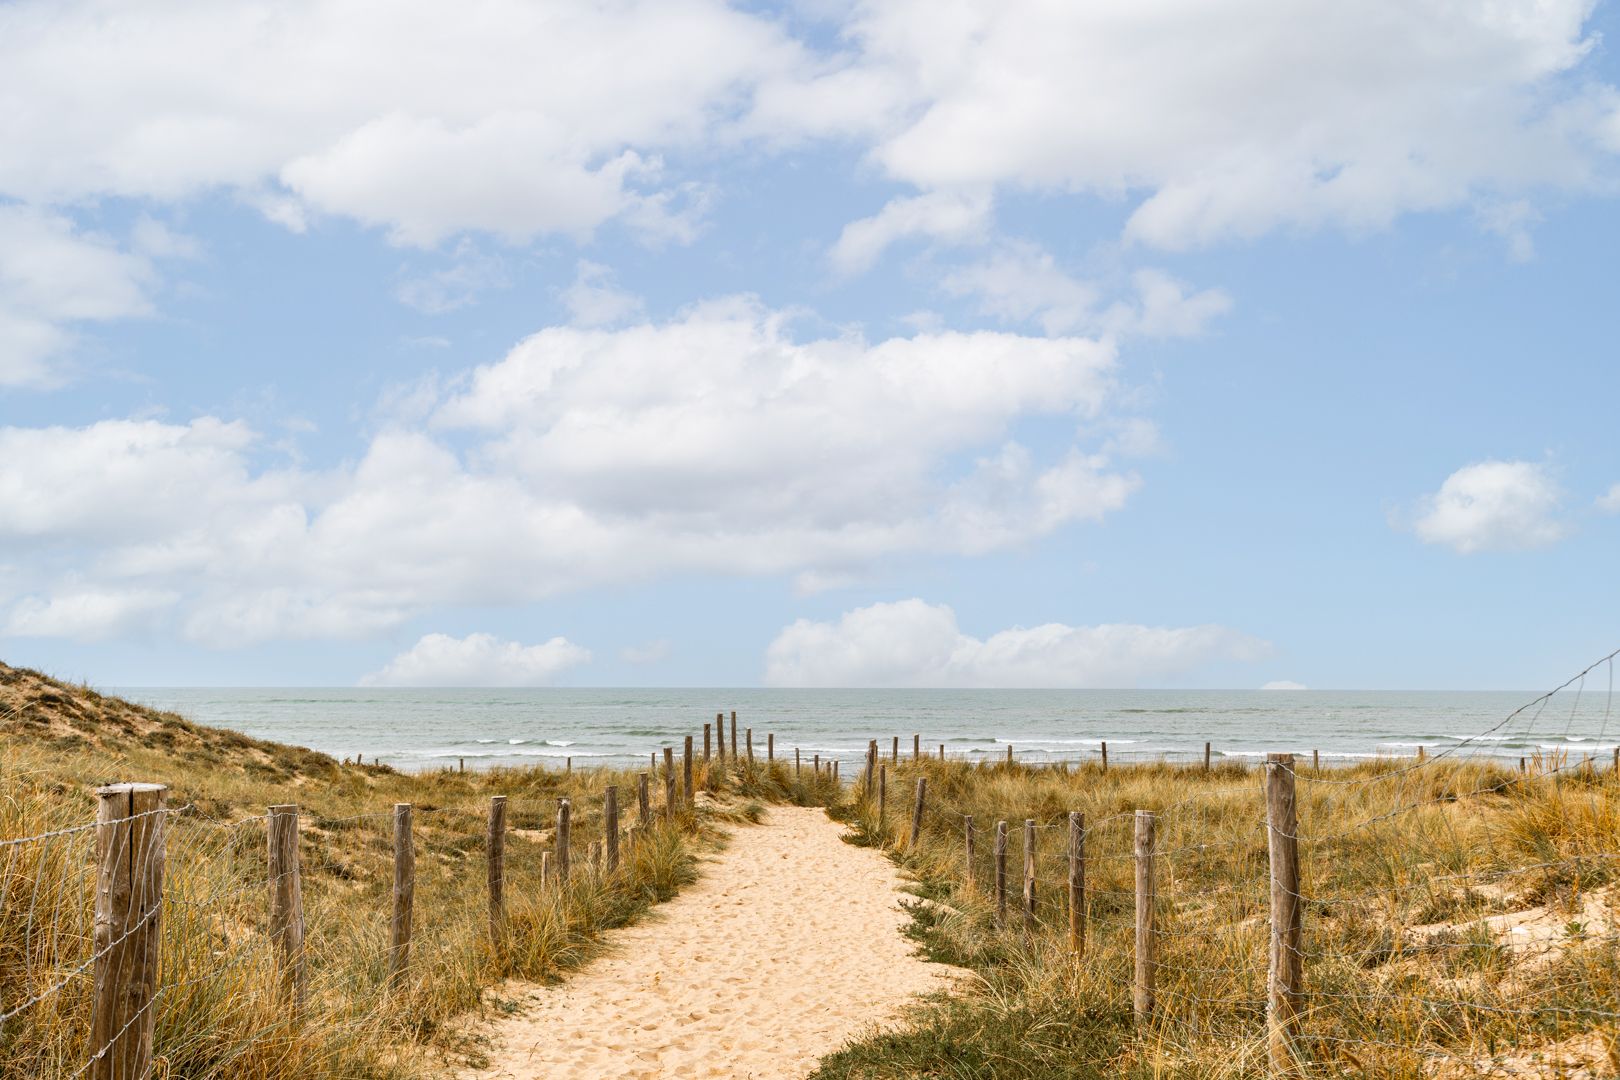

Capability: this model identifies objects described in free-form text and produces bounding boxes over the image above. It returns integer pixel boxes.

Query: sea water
[111,687,1620,772]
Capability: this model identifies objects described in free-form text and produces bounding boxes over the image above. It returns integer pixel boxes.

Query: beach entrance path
[460,805,963,1080]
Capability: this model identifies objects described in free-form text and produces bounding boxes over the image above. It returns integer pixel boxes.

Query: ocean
[110,686,1620,773]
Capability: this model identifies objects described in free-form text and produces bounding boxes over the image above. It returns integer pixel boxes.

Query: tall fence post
[1102,741,1109,770]
[1069,811,1085,955]
[913,733,920,760]
[1267,753,1303,1071]
[664,747,676,819]
[487,795,507,949]
[892,736,899,763]
[964,814,975,888]
[1133,809,1156,1023]
[684,736,694,807]
[1023,819,1037,930]
[1205,742,1211,771]
[994,821,1008,927]
[768,733,774,761]
[795,747,801,776]
[910,777,926,849]
[556,798,571,881]
[747,727,754,764]
[267,804,306,1008]
[731,713,738,766]
[389,803,415,986]
[717,712,726,764]
[91,782,166,1080]
[704,723,712,762]
[865,741,876,800]
[605,786,620,871]
[638,773,650,826]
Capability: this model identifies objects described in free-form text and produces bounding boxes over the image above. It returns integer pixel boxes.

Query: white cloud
[1594,483,1620,514]
[0,303,1143,645]
[1412,460,1568,554]
[395,243,510,314]
[359,632,591,686]
[560,261,644,328]
[1260,680,1307,690]
[619,639,672,665]
[0,205,155,386]
[832,0,1615,250]
[828,191,993,275]
[762,599,1273,688]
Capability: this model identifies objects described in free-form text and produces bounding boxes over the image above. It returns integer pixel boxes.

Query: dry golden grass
[820,751,1620,1079]
[0,661,834,1079]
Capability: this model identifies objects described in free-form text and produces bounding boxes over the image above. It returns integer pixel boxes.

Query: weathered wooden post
[1267,753,1303,1071]
[684,736,694,806]
[994,820,1008,927]
[267,803,306,1007]
[605,786,620,871]
[892,736,899,763]
[731,713,738,765]
[389,803,415,985]
[1102,741,1108,770]
[664,746,676,819]
[1134,810,1156,1022]
[1023,820,1037,930]
[910,777,926,849]
[717,712,726,763]
[1007,744,1014,768]
[939,743,945,761]
[813,753,819,776]
[914,733,920,760]
[795,747,801,776]
[964,814,976,888]
[1204,742,1211,771]
[768,733,774,761]
[865,741,876,801]
[747,727,754,764]
[91,783,166,1080]
[487,795,507,949]
[556,798,571,880]
[704,722,712,762]
[1069,811,1085,955]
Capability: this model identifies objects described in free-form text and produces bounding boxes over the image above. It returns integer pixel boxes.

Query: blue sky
[2,0,1619,689]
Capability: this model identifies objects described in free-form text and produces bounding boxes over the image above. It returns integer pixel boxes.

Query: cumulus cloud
[359,632,591,686]
[762,599,1273,688]
[828,191,994,275]
[834,0,1615,251]
[0,303,1142,645]
[560,261,644,328]
[1412,460,1568,554]
[0,205,156,386]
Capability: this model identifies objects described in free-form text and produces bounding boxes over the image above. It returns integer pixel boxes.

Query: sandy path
[461,805,963,1080]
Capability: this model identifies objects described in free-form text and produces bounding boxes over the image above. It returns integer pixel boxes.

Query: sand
[460,805,964,1080]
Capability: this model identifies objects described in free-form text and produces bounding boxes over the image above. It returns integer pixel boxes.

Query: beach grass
[0,661,837,1079]
[818,752,1620,1078]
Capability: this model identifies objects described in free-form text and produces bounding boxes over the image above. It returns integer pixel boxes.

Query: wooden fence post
[892,736,899,763]
[91,783,166,1080]
[747,727,754,764]
[1204,742,1211,771]
[267,803,306,1007]
[879,764,887,830]
[638,773,651,826]
[768,733,774,761]
[913,733,920,760]
[964,814,975,888]
[1102,741,1108,770]
[605,786,620,871]
[704,723,712,762]
[1133,810,1156,1023]
[795,747,801,776]
[1312,749,1319,772]
[684,737,694,806]
[487,796,507,949]
[865,741,876,800]
[1267,753,1303,1071]
[731,713,738,766]
[939,744,945,761]
[389,803,415,985]
[1069,811,1085,955]
[556,799,571,880]
[813,754,819,776]
[994,821,1008,927]
[1007,744,1014,768]
[664,746,676,817]
[717,713,726,764]
[910,777,926,849]
[1023,819,1037,930]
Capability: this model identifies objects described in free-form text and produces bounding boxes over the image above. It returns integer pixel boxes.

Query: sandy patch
[460,805,964,1080]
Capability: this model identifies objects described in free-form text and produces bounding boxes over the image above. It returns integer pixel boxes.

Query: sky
[2,0,1620,690]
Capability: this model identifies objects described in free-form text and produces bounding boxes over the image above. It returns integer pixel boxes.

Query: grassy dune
[820,752,1620,1079]
[0,662,834,1079]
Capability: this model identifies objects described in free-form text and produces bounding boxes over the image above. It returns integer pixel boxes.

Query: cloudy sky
[2,0,1619,689]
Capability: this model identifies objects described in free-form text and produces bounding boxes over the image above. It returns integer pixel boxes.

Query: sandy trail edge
[458,805,966,1080]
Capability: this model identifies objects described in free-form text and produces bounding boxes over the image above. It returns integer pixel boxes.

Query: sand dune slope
[462,805,963,1080]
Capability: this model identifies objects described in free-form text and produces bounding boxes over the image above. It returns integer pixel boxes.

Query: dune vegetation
[0,661,834,1079]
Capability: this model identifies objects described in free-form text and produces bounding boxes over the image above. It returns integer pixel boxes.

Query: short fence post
[556,799,571,880]
[704,723,712,762]
[865,741,876,800]
[914,733,920,760]
[994,821,1008,927]
[939,743,945,761]
[605,786,620,870]
[747,727,754,764]
[487,795,507,949]
[267,803,307,1008]
[91,783,166,1080]
[389,803,415,985]
[1267,753,1303,1071]
[892,736,899,763]
[638,773,651,826]
[795,747,801,776]
[1069,811,1085,955]
[717,712,726,764]
[813,754,819,776]
[1102,741,1108,770]
[1007,744,1014,768]
[1312,749,1319,772]
[964,815,975,888]
[684,737,694,806]
[1023,819,1037,930]
[1204,742,1211,771]
[910,777,926,849]
[1133,810,1156,1023]
[768,733,774,761]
